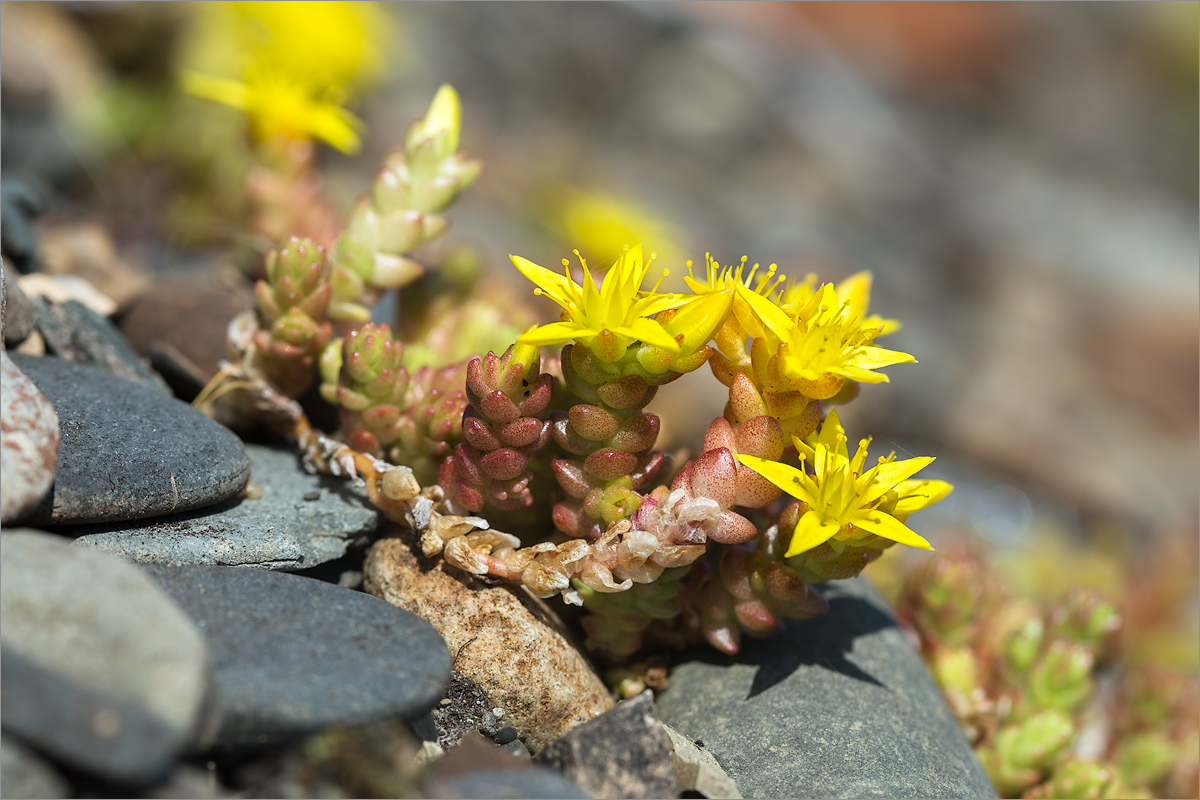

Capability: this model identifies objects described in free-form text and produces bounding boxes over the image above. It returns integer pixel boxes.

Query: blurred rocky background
[3,0,1196,643]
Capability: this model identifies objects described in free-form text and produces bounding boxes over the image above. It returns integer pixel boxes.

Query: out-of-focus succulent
[250,236,334,397]
[329,85,481,322]
[978,709,1075,797]
[1024,757,1152,800]
[893,546,1197,799]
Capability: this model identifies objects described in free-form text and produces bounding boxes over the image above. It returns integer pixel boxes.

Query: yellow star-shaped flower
[512,245,692,363]
[733,278,915,397]
[778,271,901,337]
[736,409,952,558]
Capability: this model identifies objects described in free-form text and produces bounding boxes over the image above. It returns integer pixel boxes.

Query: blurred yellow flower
[180,1,392,153]
[182,67,364,154]
[558,190,685,271]
[226,1,387,89]
[737,408,952,558]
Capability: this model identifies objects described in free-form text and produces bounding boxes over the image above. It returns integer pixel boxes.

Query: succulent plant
[320,322,468,485]
[439,343,553,513]
[328,86,481,323]
[250,236,334,398]
[891,546,1198,799]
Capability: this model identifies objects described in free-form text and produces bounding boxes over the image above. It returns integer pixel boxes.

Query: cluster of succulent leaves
[888,548,1199,799]
[216,75,961,666]
[191,4,956,666]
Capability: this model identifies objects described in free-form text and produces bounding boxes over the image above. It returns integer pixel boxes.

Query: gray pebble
[141,564,450,748]
[69,444,378,571]
[32,299,171,394]
[492,726,519,746]
[0,529,213,784]
[1,735,70,800]
[2,259,36,347]
[10,354,249,525]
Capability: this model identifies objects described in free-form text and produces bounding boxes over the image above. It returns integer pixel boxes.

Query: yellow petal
[842,345,916,370]
[659,290,734,356]
[181,72,250,110]
[301,103,363,154]
[510,255,574,304]
[830,365,892,384]
[621,317,682,353]
[785,509,842,557]
[734,454,816,506]
[893,479,954,515]
[734,281,795,343]
[634,291,694,318]
[852,510,934,550]
[516,321,590,347]
[858,457,933,507]
[834,271,872,319]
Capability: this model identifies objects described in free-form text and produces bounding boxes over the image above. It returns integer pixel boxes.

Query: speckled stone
[655,577,998,799]
[141,564,451,748]
[69,444,379,571]
[364,535,615,753]
[10,354,249,525]
[0,350,59,524]
[0,529,213,784]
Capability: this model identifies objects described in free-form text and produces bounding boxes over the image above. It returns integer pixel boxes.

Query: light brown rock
[37,223,149,311]
[18,273,117,317]
[364,536,614,752]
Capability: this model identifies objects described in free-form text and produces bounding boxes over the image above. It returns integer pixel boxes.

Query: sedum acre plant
[190,15,954,670]
[885,546,1199,799]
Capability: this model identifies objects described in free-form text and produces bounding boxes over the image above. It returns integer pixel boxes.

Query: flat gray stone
[0,350,59,524]
[0,529,213,784]
[141,564,451,748]
[68,444,378,571]
[1,735,71,799]
[9,354,249,525]
[655,577,998,799]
